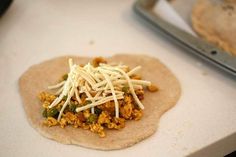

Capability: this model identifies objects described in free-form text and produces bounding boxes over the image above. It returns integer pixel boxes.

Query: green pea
[94,107,102,115]
[62,74,68,80]
[69,103,77,113]
[47,107,59,118]
[122,86,129,93]
[83,100,92,105]
[42,108,48,118]
[86,114,98,124]
[62,95,68,101]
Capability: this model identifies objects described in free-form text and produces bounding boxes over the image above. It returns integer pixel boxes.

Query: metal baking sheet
[133,0,236,77]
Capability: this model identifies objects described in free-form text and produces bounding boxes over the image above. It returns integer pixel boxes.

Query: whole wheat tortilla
[170,0,196,25]
[19,54,181,150]
[192,0,236,55]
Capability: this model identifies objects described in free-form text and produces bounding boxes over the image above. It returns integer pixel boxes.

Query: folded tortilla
[19,54,181,150]
[192,0,236,55]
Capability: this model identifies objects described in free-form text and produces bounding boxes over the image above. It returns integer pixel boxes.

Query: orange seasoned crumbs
[43,117,58,127]
[147,84,159,92]
[130,74,142,80]
[92,57,107,67]
[41,93,143,137]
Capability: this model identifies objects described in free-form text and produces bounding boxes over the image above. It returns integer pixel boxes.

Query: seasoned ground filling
[39,57,158,137]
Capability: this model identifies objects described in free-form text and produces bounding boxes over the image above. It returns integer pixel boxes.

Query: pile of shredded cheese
[48,58,151,121]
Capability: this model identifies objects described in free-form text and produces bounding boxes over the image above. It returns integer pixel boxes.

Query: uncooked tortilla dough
[192,0,236,55]
[170,0,196,25]
[19,54,181,150]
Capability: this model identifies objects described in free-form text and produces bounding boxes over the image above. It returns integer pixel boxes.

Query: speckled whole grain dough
[19,54,181,150]
[192,0,236,55]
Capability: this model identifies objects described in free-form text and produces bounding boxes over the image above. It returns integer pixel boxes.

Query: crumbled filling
[39,57,158,137]
[41,92,143,137]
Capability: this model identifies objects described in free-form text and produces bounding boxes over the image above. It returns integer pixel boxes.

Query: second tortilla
[19,54,181,150]
[192,0,236,56]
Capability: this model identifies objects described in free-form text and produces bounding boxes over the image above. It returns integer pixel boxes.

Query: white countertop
[0,0,236,157]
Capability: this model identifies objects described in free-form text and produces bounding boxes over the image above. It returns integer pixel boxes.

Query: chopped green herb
[94,107,102,115]
[68,103,77,113]
[42,108,48,117]
[62,74,68,80]
[86,114,98,124]
[122,86,129,93]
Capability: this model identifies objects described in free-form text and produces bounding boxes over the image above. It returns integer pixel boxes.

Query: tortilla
[19,54,181,150]
[170,0,196,25]
[192,0,236,55]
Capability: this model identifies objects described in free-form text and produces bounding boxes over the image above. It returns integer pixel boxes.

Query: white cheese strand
[75,88,82,104]
[83,84,95,114]
[77,71,94,86]
[85,91,103,101]
[133,85,143,90]
[76,95,124,112]
[86,96,103,101]
[100,72,120,118]
[55,86,64,95]
[114,79,151,86]
[93,77,118,89]
[99,67,121,76]
[85,81,91,91]
[48,81,65,90]
[77,66,96,85]
[127,66,141,76]
[69,58,73,69]
[49,93,64,108]
[104,90,124,95]
[93,66,142,89]
[57,86,75,120]
[93,91,102,100]
[84,63,101,83]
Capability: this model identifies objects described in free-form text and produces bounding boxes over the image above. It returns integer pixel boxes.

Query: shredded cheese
[47,58,152,121]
